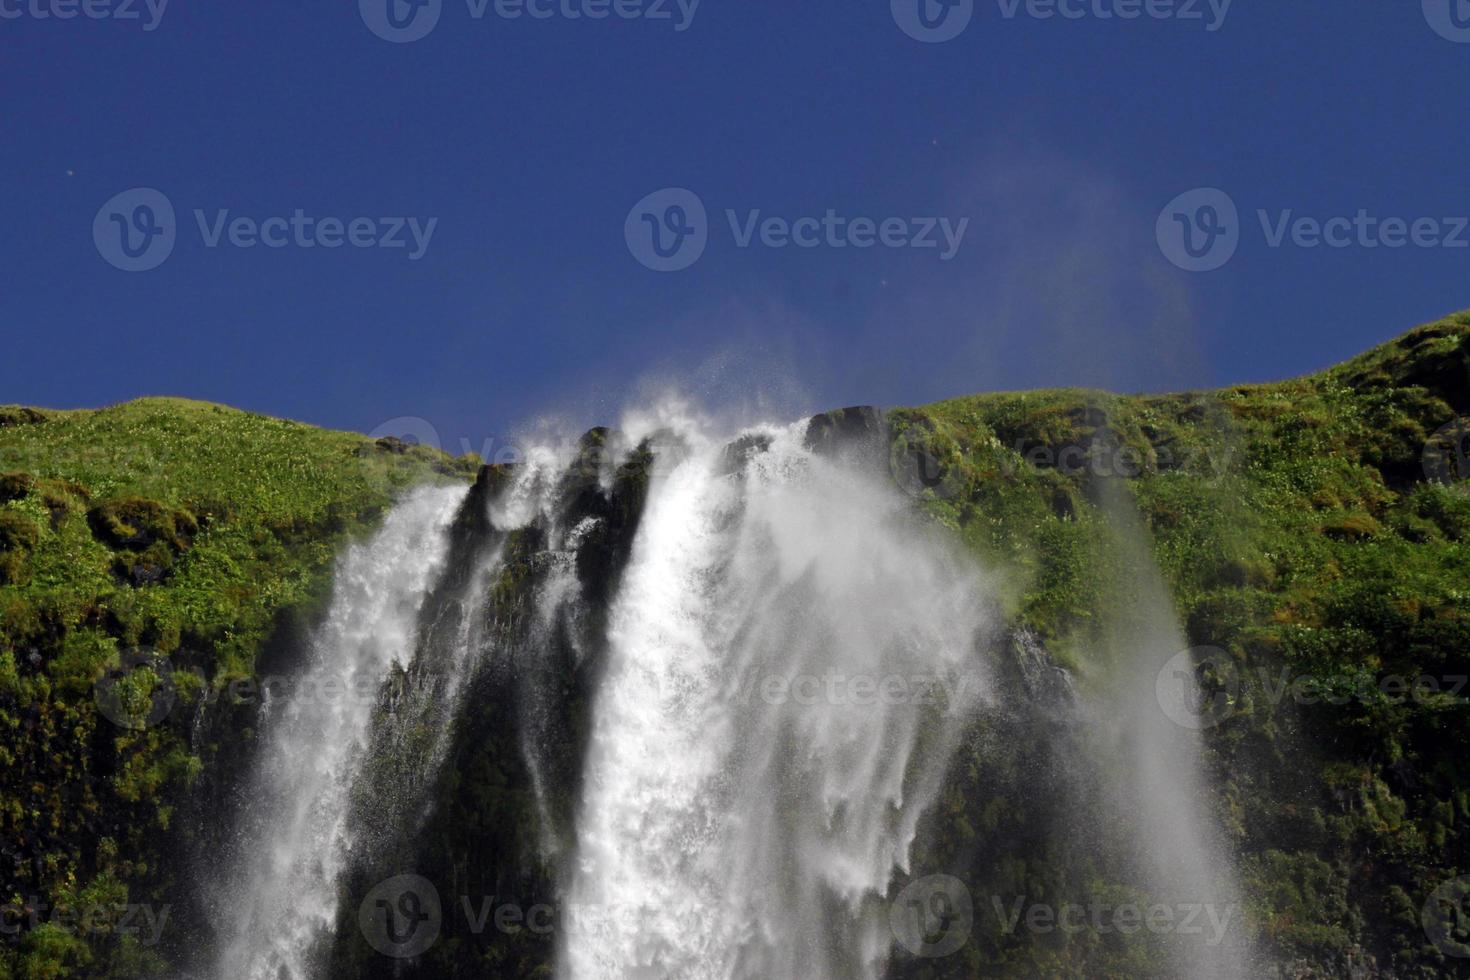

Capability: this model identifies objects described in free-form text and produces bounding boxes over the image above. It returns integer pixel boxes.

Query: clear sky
[4,0,1468,450]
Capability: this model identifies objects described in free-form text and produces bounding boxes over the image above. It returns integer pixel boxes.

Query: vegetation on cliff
[0,312,1467,978]
[0,398,474,977]
[888,311,1470,977]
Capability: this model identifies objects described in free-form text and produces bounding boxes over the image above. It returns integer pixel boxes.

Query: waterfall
[561,416,996,980]
[212,485,466,980]
[200,403,1257,980]
[1086,476,1256,979]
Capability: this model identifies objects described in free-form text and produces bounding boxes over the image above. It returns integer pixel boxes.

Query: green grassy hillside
[887,311,1470,976]
[0,399,474,978]
[0,312,1467,977]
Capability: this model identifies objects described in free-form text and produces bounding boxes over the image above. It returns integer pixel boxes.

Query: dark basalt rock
[326,431,660,980]
[1007,628,1077,720]
[372,435,416,454]
[0,473,34,503]
[718,432,773,477]
[0,407,47,428]
[805,406,891,483]
[804,405,887,458]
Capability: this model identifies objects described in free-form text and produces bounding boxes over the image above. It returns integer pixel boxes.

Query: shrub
[0,473,33,502]
[85,498,197,553]
[0,511,40,585]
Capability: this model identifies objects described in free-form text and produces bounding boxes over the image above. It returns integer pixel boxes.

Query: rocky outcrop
[804,405,888,469]
[327,430,657,980]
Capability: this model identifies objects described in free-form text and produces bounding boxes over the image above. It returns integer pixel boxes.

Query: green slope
[0,398,475,979]
[887,311,1470,976]
[1,312,1467,977]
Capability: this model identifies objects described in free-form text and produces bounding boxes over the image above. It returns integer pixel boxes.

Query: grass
[1,312,1468,976]
[0,398,475,978]
[891,311,1470,976]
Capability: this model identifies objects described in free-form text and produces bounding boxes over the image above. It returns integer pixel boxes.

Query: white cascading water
[202,403,1255,980]
[213,484,465,980]
[1088,478,1255,979]
[562,414,996,980]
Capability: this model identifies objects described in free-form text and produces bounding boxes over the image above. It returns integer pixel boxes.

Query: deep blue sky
[4,0,1468,448]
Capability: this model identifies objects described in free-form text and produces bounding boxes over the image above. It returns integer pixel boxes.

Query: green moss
[0,474,35,503]
[0,512,40,586]
[893,312,1470,976]
[1,316,1468,977]
[0,397,476,972]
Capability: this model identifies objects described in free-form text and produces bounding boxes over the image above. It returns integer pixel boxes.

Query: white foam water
[1087,480,1256,979]
[212,485,466,980]
[561,419,996,980]
[205,405,1253,980]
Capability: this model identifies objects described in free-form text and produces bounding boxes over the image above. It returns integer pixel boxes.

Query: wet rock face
[1007,628,1077,720]
[328,429,659,980]
[804,405,888,459]
[718,432,774,477]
